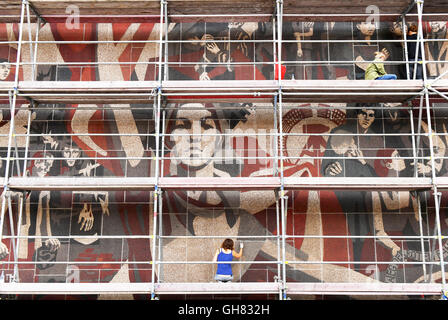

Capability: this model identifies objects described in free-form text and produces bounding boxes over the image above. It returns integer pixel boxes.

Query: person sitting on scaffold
[365,48,398,80]
[213,238,243,282]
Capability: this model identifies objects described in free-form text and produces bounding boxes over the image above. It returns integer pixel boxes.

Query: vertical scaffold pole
[6,195,17,281]
[276,0,287,300]
[164,1,169,81]
[33,18,41,81]
[1,1,26,272]
[402,16,410,80]
[25,0,34,81]
[22,102,33,177]
[157,110,166,282]
[151,0,166,300]
[0,193,7,258]
[409,106,428,279]
[417,0,446,290]
[3,0,25,190]
[13,193,24,282]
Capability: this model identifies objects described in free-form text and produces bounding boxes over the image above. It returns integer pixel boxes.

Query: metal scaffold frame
[0,0,448,299]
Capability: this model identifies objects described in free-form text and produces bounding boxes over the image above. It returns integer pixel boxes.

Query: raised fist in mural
[78,203,94,232]
[44,238,61,252]
[0,242,9,260]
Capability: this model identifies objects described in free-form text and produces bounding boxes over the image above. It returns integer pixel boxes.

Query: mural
[0,19,448,299]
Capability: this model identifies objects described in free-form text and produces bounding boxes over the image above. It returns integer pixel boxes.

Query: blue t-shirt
[216,249,233,276]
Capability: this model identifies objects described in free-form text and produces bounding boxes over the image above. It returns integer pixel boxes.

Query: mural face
[170,103,220,169]
[0,62,10,80]
[0,19,448,299]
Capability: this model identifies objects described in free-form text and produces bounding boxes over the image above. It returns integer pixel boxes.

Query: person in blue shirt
[213,238,243,282]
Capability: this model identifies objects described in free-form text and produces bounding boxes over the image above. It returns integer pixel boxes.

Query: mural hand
[79,162,100,177]
[387,110,398,121]
[44,238,61,252]
[199,72,210,81]
[78,203,94,231]
[416,162,431,175]
[326,162,343,176]
[206,42,220,55]
[392,246,401,257]
[304,22,315,29]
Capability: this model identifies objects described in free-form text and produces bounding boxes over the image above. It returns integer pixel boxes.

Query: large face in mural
[171,103,220,168]
[34,154,54,177]
[430,21,447,35]
[62,145,81,167]
[357,107,376,132]
[0,61,10,81]
[356,21,376,37]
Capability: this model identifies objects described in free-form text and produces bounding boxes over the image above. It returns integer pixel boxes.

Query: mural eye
[201,118,215,130]
[174,119,190,130]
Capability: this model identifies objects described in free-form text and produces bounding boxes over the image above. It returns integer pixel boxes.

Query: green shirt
[365,62,387,80]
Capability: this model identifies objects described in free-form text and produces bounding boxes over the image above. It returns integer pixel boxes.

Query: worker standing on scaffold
[213,239,243,282]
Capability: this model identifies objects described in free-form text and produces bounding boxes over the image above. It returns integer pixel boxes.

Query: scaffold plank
[0,0,274,18]
[283,177,433,191]
[8,176,157,191]
[0,282,281,295]
[0,282,442,296]
[0,282,154,295]
[1,281,440,296]
[15,80,160,104]
[286,283,443,296]
[281,80,424,103]
[0,80,439,104]
[154,282,281,294]
[2,0,448,23]
[159,177,281,190]
[7,176,440,192]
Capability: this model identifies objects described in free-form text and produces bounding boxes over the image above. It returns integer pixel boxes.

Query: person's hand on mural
[97,193,110,216]
[392,246,402,257]
[199,71,210,81]
[236,32,250,57]
[376,229,402,257]
[325,161,343,176]
[42,131,58,150]
[204,37,221,55]
[43,238,60,252]
[78,162,100,177]
[0,242,9,260]
[78,202,94,232]
[372,191,404,259]
[346,144,367,165]
[414,162,432,175]
[294,22,314,58]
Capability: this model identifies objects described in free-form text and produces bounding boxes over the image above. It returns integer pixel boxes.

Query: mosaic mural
[0,20,448,299]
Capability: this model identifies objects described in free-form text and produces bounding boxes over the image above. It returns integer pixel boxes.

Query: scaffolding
[1,0,448,299]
